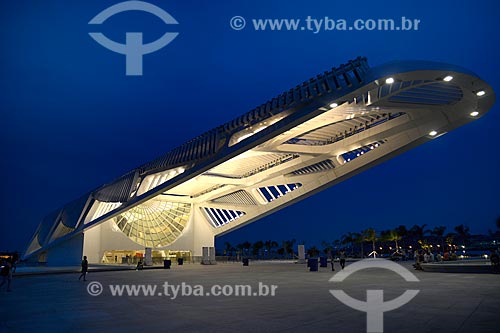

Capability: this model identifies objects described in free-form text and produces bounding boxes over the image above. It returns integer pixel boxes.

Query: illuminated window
[258,183,302,202]
[202,208,245,227]
[341,140,386,163]
[113,199,191,248]
[136,166,186,197]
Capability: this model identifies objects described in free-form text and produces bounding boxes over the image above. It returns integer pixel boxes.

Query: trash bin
[308,258,318,272]
[163,259,171,269]
[319,256,328,267]
[177,258,184,265]
[242,258,249,266]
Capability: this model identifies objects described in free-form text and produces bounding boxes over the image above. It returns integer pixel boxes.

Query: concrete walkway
[12,264,163,276]
[1,261,499,332]
[421,260,494,273]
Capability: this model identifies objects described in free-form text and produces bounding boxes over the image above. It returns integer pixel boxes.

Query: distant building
[23,57,495,265]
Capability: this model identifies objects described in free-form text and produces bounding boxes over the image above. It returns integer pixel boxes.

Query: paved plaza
[1,261,499,333]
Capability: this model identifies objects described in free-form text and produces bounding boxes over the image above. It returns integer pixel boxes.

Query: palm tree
[395,225,408,247]
[363,228,378,258]
[454,224,470,246]
[341,232,356,255]
[252,240,264,257]
[353,232,364,258]
[380,229,391,252]
[283,239,296,258]
[224,242,233,256]
[236,243,244,260]
[242,241,252,256]
[264,240,278,257]
[445,233,455,250]
[307,246,320,258]
[385,229,402,253]
[321,241,333,256]
[409,224,429,245]
[430,226,446,249]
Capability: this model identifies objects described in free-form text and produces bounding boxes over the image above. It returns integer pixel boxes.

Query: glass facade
[113,198,191,248]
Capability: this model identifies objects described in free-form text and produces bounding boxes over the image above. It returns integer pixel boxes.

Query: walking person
[11,254,18,273]
[78,256,88,281]
[330,251,335,271]
[490,249,500,273]
[339,250,346,270]
[0,258,13,292]
[136,259,144,270]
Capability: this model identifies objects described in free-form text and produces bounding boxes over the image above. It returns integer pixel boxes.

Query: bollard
[319,256,328,267]
[308,258,318,271]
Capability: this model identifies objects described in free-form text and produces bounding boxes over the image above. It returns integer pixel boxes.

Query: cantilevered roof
[24,57,495,257]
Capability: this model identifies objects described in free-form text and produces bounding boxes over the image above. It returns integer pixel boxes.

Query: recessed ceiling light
[429,130,438,136]
[470,111,479,117]
[329,102,338,108]
[443,76,453,82]
[476,90,486,96]
[385,77,395,84]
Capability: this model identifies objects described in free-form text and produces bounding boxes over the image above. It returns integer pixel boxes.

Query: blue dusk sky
[0,0,499,251]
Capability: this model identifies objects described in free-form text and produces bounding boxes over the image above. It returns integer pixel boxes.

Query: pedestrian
[443,249,450,261]
[0,258,12,292]
[339,251,346,270]
[490,249,500,273]
[330,252,335,271]
[11,254,18,273]
[79,256,88,281]
[401,249,407,261]
[136,259,144,270]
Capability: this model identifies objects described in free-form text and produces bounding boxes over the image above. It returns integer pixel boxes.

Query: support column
[190,205,216,259]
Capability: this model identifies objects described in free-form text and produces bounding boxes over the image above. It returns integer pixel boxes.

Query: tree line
[220,218,500,259]
[222,239,298,259]
[337,224,472,258]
